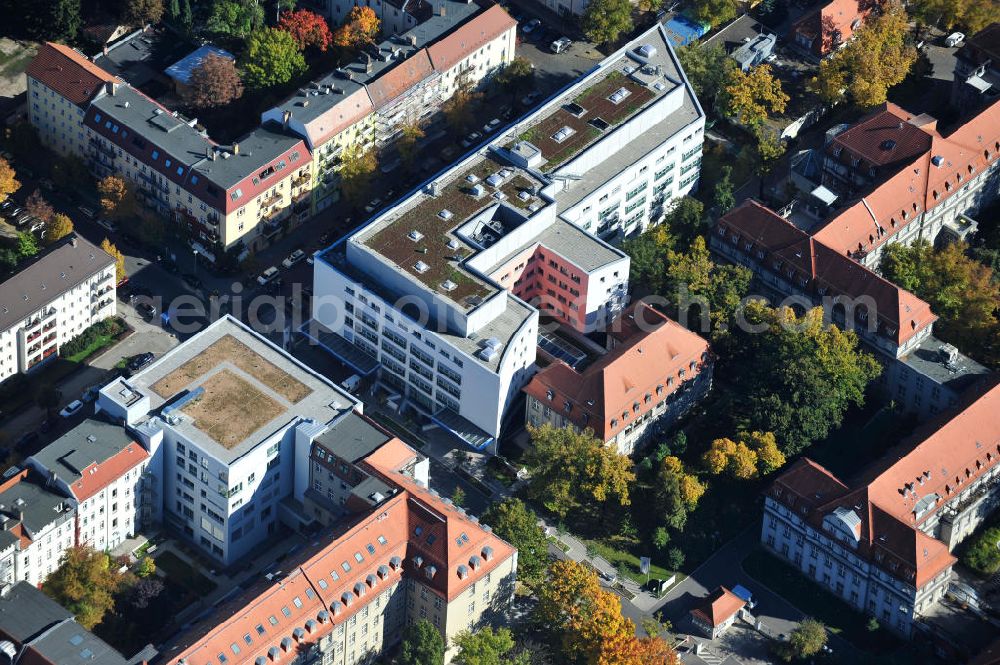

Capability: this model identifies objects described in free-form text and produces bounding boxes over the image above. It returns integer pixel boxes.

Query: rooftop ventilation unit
[486,174,503,188]
[608,87,631,104]
[446,238,459,249]
[493,191,507,201]
[465,174,479,183]
[518,191,531,201]
[441,280,457,292]
[439,209,453,220]
[636,44,658,58]
[413,261,430,274]
[551,126,576,143]
[478,347,498,361]
[408,230,424,242]
[931,155,944,167]
[471,183,486,197]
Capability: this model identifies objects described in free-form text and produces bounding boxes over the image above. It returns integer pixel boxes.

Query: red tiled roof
[768,382,1000,591]
[826,103,934,172]
[165,436,515,664]
[70,443,148,502]
[365,50,435,110]
[522,302,710,441]
[690,587,745,627]
[25,42,116,108]
[427,5,516,73]
[717,200,935,346]
[790,0,870,55]
[813,99,1000,258]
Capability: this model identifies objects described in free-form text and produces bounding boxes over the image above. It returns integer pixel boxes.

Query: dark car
[127,352,155,373]
[14,431,39,453]
[181,273,203,290]
[136,301,157,319]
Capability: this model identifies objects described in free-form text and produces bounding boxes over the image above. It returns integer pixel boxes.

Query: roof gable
[427,5,516,73]
[26,42,116,107]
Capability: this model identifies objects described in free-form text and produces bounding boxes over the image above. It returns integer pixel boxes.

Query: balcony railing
[292,173,310,188]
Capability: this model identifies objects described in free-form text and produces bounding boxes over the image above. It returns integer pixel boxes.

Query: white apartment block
[28,418,150,552]
[0,235,116,383]
[96,316,362,566]
[0,469,76,588]
[762,381,1000,639]
[308,23,704,447]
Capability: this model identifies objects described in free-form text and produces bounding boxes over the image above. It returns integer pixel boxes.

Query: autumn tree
[909,0,995,35]
[880,240,1000,364]
[582,0,633,45]
[207,0,264,39]
[397,122,425,170]
[278,9,333,52]
[720,64,788,132]
[45,213,74,244]
[97,175,135,220]
[443,72,482,136]
[496,57,535,105]
[43,547,123,629]
[242,27,307,89]
[638,0,663,12]
[185,53,244,108]
[126,0,164,25]
[703,431,784,479]
[718,301,882,454]
[0,157,20,204]
[481,498,548,587]
[26,189,54,224]
[100,238,127,284]
[525,424,635,519]
[338,146,377,206]
[333,5,379,48]
[811,0,915,108]
[689,0,737,27]
[656,455,705,532]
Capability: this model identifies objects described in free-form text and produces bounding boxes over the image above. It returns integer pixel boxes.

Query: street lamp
[192,248,199,277]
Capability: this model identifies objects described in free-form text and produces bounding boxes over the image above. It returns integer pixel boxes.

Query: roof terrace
[510,36,680,172]
[355,154,548,308]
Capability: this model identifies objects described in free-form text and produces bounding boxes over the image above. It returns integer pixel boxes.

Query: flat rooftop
[353,154,548,308]
[130,317,357,461]
[900,335,991,394]
[511,26,689,176]
[314,412,391,463]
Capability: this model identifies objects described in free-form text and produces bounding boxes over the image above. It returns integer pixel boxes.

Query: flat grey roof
[900,335,991,394]
[350,475,395,506]
[315,412,391,463]
[28,618,129,664]
[0,472,72,536]
[535,219,623,271]
[0,235,113,334]
[196,123,304,190]
[29,418,136,492]
[128,316,359,463]
[0,582,71,642]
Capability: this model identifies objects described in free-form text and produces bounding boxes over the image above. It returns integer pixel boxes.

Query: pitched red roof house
[789,0,871,56]
[522,302,710,442]
[25,42,117,108]
[427,4,516,73]
[715,200,936,347]
[690,587,746,629]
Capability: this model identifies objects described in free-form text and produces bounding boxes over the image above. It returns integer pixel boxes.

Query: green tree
[397,122,425,170]
[338,146,377,206]
[676,43,735,112]
[399,619,445,665]
[126,0,164,25]
[450,486,466,507]
[713,165,735,214]
[43,547,122,629]
[663,196,706,246]
[481,499,548,587]
[497,57,535,104]
[582,0,633,45]
[168,0,180,19]
[454,627,523,665]
[810,0,915,108]
[783,619,827,661]
[35,384,61,416]
[655,456,704,532]
[963,527,1000,574]
[29,0,81,41]
[181,0,193,29]
[208,0,265,38]
[667,547,684,570]
[689,0,736,27]
[910,0,996,34]
[17,231,39,260]
[136,556,156,578]
[880,240,1000,364]
[719,301,882,454]
[525,424,635,519]
[242,28,307,89]
[652,526,670,551]
[622,225,674,294]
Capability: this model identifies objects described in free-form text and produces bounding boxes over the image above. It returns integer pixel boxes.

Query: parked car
[341,374,361,393]
[282,249,305,268]
[181,273,203,290]
[96,218,118,233]
[136,301,157,319]
[257,266,279,285]
[127,352,155,373]
[522,18,541,34]
[14,431,39,452]
[520,91,541,106]
[550,37,572,53]
[483,118,502,133]
[945,32,965,47]
[363,198,383,214]
[77,205,96,219]
[59,400,84,418]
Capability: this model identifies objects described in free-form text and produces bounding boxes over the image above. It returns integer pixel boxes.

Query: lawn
[154,551,217,597]
[584,539,679,588]
[742,547,903,655]
[63,330,119,363]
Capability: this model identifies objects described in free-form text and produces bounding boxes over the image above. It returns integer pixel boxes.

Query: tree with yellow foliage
[810,0,916,108]
[100,238,126,284]
[333,5,379,48]
[0,157,20,204]
[704,431,787,478]
[720,64,788,133]
[45,213,74,245]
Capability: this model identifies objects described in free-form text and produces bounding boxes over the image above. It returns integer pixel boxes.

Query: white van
[341,375,361,393]
[945,32,965,47]
[550,37,572,54]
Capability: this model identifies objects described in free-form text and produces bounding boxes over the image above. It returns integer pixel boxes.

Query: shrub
[964,526,1000,575]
